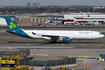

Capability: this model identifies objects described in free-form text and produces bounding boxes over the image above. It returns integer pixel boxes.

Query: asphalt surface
[0,35,105,48]
[0,27,105,69]
[1,26,105,30]
[0,29,105,56]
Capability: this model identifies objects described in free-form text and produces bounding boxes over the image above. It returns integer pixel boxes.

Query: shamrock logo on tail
[9,22,16,29]
[90,32,92,34]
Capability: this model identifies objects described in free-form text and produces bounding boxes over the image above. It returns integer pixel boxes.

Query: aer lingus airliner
[5,17,104,43]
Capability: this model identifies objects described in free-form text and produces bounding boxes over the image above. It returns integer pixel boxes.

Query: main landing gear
[93,39,95,43]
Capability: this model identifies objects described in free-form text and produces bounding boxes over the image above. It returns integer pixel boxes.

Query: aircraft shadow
[7,41,103,43]
[6,41,104,46]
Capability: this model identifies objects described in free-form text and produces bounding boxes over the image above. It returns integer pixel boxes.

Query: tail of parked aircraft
[4,17,32,38]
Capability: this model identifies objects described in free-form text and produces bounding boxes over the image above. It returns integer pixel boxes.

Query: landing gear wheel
[50,41,57,43]
[14,64,18,67]
[7,65,10,67]
[0,64,2,67]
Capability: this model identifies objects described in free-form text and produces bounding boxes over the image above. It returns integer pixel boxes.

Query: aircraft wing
[42,35,69,41]
[42,35,59,41]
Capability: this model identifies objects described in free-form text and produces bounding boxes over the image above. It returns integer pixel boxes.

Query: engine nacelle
[62,37,70,42]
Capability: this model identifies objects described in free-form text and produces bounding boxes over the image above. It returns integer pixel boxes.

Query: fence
[0,49,30,56]
[19,57,76,67]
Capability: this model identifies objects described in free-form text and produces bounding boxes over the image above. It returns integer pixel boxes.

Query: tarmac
[0,35,105,48]
[0,27,105,69]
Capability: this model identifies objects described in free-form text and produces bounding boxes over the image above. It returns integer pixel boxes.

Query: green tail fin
[4,17,21,30]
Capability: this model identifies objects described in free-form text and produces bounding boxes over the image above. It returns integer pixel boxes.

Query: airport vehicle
[2,65,29,70]
[0,57,7,66]
[0,53,26,67]
[59,66,66,70]
[5,17,104,43]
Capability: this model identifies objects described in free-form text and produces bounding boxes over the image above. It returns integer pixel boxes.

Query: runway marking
[2,47,5,49]
[83,58,87,64]
[27,44,29,46]
[75,41,77,43]
[97,44,104,46]
[103,46,105,47]
[99,69,104,70]
[62,44,64,46]
[75,46,104,49]
[7,47,12,49]
[45,41,47,43]
[96,39,100,41]
[82,44,84,46]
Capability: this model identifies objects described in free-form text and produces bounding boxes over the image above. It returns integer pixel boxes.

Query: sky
[0,0,105,6]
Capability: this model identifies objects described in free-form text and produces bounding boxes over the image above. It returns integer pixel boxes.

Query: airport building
[1,14,105,26]
[17,14,105,26]
[15,15,63,26]
[18,17,48,26]
[63,14,105,26]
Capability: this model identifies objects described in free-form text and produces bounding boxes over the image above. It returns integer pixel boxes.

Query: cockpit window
[32,32,36,35]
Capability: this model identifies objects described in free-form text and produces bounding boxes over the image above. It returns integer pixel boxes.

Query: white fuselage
[23,30,104,40]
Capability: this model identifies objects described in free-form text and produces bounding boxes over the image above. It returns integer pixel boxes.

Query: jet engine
[62,37,70,42]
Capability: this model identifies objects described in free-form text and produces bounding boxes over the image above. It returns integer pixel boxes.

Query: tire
[7,65,10,67]
[0,64,2,67]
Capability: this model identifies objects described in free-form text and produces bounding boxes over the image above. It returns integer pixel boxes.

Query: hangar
[63,14,105,26]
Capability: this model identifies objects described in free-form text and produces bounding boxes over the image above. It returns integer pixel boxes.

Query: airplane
[5,17,104,43]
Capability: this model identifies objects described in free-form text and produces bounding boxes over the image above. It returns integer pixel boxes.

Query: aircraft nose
[101,34,104,38]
